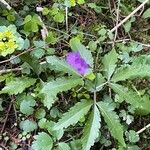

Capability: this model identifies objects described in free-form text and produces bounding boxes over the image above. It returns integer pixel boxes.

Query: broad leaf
[31,132,53,150]
[41,77,83,109]
[97,101,126,147]
[69,37,93,67]
[53,99,93,130]
[46,56,80,76]
[0,77,36,95]
[102,49,118,80]
[110,83,150,114]
[143,8,150,19]
[20,53,42,75]
[20,95,36,115]
[112,64,150,82]
[81,104,101,150]
[20,120,37,132]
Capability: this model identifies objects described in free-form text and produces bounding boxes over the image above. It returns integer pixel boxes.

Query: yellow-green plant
[0,25,24,56]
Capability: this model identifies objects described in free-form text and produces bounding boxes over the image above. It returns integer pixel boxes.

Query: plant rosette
[0,25,24,56]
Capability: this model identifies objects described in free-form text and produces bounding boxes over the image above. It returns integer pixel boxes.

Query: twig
[0,48,33,65]
[37,16,48,41]
[137,123,150,134]
[0,144,8,150]
[0,68,22,74]
[110,0,149,32]
[0,0,11,10]
[48,26,70,37]
[1,97,15,134]
[113,0,121,45]
[65,6,68,32]
[104,39,131,44]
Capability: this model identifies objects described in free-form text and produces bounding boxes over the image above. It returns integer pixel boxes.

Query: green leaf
[126,130,139,143]
[31,132,53,150]
[81,104,101,150]
[102,49,118,80]
[112,64,150,82]
[35,108,46,119]
[110,83,150,114]
[38,118,64,141]
[123,17,135,33]
[88,40,97,52]
[20,53,42,75]
[53,100,93,130]
[20,95,36,115]
[33,40,45,48]
[53,12,64,23]
[69,37,94,67]
[20,120,37,132]
[31,48,45,59]
[70,140,82,150]
[23,15,42,33]
[41,77,83,109]
[57,142,71,150]
[77,0,85,5]
[97,101,126,147]
[0,77,36,95]
[46,56,80,76]
[46,32,57,45]
[42,7,50,15]
[23,15,32,24]
[143,8,150,18]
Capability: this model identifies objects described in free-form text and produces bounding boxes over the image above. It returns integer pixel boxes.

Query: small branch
[0,48,33,65]
[0,144,8,150]
[65,6,69,32]
[1,97,15,134]
[0,0,11,10]
[137,123,150,134]
[37,16,48,41]
[0,68,22,75]
[110,0,149,32]
[113,0,121,45]
[0,61,47,75]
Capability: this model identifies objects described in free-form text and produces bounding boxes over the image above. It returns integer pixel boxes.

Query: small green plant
[0,25,24,56]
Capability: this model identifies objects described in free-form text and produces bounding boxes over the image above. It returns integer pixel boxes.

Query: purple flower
[66,52,89,75]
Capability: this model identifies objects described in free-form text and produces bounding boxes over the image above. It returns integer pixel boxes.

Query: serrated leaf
[53,100,93,130]
[97,101,126,147]
[20,120,37,132]
[102,49,118,80]
[0,77,36,95]
[20,95,36,115]
[81,104,101,150]
[110,83,150,114]
[112,64,150,82]
[131,55,150,65]
[46,56,80,76]
[31,132,53,150]
[41,77,83,109]
[69,37,93,67]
